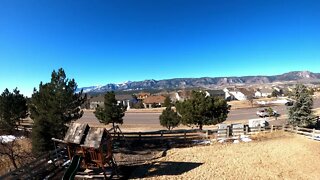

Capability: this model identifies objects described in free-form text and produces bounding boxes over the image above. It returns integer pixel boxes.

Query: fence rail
[2,124,319,179]
[1,146,68,180]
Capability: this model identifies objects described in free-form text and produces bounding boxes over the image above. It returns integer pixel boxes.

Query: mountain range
[78,71,320,94]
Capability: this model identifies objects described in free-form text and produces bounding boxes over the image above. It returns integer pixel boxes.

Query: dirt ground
[130,132,320,180]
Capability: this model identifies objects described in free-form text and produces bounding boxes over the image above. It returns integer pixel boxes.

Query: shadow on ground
[125,161,203,179]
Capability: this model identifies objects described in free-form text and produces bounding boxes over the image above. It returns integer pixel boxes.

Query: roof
[90,95,104,103]
[115,94,132,101]
[64,123,89,144]
[83,127,105,149]
[137,92,151,96]
[238,88,254,97]
[206,90,225,96]
[143,95,166,104]
[260,88,273,94]
[177,90,192,99]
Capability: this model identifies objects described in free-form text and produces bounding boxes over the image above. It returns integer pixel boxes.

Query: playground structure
[52,123,118,179]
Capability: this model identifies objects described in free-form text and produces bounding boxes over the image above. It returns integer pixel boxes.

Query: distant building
[143,95,166,108]
[89,94,133,110]
[136,92,150,100]
[89,95,104,109]
[205,90,225,98]
[255,88,273,98]
[224,87,254,101]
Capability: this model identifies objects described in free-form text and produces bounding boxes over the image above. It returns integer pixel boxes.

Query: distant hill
[78,71,320,94]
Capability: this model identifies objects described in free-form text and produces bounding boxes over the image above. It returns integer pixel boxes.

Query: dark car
[285,101,294,106]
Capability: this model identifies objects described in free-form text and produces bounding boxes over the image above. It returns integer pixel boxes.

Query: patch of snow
[0,135,16,143]
[47,160,53,164]
[192,140,212,145]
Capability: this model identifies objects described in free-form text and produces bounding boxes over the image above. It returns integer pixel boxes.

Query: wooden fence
[110,125,320,142]
[0,146,68,180]
[2,124,319,179]
[283,125,320,139]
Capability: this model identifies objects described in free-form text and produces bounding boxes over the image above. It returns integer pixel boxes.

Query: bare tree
[0,138,32,170]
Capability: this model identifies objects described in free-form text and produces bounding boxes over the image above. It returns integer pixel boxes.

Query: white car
[256,109,279,118]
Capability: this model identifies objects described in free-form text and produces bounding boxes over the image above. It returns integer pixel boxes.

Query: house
[143,95,166,108]
[224,87,254,101]
[136,92,150,100]
[175,90,192,102]
[237,88,255,100]
[115,94,133,110]
[89,94,132,110]
[89,95,104,109]
[255,88,273,98]
[205,90,225,98]
[260,88,273,97]
[223,87,237,100]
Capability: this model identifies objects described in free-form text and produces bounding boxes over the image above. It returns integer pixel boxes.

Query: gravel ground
[130,132,320,180]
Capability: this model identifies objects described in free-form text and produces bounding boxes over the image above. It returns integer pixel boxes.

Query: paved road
[78,98,320,126]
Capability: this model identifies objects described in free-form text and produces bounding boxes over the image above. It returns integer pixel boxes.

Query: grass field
[131,132,320,180]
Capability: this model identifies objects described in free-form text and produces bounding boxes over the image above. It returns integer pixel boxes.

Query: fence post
[245,126,248,135]
[271,125,273,133]
[226,127,230,138]
[312,128,315,139]
[296,126,299,134]
[258,126,261,133]
[206,130,209,139]
[139,132,141,141]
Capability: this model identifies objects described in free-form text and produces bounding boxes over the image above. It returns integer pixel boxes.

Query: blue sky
[1,0,320,96]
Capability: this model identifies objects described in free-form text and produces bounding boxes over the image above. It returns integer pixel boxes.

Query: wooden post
[245,126,248,135]
[296,126,299,134]
[226,127,230,138]
[271,125,273,133]
[139,132,141,141]
[206,130,209,139]
[312,128,315,139]
[258,126,261,133]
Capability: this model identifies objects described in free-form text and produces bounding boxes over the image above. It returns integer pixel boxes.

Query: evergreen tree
[29,68,86,154]
[163,96,172,107]
[175,91,229,130]
[288,84,315,127]
[159,106,180,130]
[94,91,126,129]
[0,88,28,134]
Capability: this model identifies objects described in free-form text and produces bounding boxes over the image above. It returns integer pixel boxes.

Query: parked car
[256,109,280,118]
[285,101,294,106]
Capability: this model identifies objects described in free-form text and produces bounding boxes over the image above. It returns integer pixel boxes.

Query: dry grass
[132,132,320,180]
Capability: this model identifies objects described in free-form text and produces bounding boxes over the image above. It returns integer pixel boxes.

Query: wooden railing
[2,124,319,179]
[0,146,68,180]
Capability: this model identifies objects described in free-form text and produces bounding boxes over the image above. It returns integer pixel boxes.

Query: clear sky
[1,0,320,96]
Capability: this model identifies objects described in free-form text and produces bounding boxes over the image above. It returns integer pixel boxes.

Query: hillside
[79,71,320,94]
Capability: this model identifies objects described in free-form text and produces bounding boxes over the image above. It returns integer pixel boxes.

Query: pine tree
[288,84,315,127]
[163,96,172,107]
[94,91,126,129]
[159,106,180,130]
[0,88,28,134]
[29,68,86,154]
[175,91,229,130]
